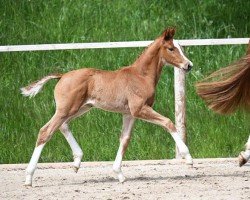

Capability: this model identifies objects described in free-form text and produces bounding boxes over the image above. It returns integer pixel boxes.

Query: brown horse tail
[196,44,250,115]
[20,73,63,98]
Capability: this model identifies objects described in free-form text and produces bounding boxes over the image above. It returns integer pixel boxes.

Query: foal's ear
[163,28,176,41]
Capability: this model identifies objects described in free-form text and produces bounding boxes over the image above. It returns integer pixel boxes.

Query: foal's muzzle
[181,64,193,73]
[184,60,193,72]
[180,60,193,73]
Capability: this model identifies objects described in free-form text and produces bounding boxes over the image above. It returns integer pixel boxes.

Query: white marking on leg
[113,115,135,182]
[246,135,250,150]
[242,150,250,160]
[60,124,83,172]
[242,135,250,161]
[113,144,122,172]
[113,144,126,183]
[171,132,193,165]
[25,144,45,186]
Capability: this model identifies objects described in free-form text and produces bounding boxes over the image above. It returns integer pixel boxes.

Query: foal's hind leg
[239,135,250,167]
[113,115,135,183]
[59,106,92,172]
[60,123,83,172]
[25,112,67,186]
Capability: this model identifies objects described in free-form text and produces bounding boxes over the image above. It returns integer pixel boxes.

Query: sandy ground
[0,158,249,200]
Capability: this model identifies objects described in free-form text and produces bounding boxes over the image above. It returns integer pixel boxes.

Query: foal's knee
[165,120,177,133]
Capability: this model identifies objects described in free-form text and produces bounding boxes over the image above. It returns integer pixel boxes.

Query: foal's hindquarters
[25,70,92,186]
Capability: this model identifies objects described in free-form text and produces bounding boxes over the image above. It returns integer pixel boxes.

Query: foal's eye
[168,48,174,52]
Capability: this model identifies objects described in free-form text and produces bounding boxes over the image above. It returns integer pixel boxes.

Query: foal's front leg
[113,115,135,183]
[131,105,193,165]
[239,135,250,166]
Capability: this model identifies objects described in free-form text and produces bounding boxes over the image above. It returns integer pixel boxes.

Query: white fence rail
[0,38,249,52]
[1,38,249,158]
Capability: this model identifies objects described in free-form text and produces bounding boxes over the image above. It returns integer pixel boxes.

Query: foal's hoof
[24,175,32,187]
[118,174,126,183]
[24,180,32,187]
[239,152,247,167]
[24,183,32,187]
[73,166,80,173]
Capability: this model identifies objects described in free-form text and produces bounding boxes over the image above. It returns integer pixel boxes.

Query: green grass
[0,0,249,164]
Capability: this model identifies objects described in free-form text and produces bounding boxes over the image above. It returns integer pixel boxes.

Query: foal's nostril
[187,65,192,71]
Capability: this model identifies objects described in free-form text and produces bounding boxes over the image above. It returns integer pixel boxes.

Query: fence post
[174,67,186,159]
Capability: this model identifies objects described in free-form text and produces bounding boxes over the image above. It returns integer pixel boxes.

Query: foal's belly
[85,98,130,114]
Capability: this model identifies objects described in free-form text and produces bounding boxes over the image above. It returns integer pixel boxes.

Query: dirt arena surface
[0,158,249,200]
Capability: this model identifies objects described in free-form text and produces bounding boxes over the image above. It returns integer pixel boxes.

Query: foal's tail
[196,46,250,115]
[21,74,63,98]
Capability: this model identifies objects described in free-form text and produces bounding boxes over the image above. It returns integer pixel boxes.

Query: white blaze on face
[173,40,193,68]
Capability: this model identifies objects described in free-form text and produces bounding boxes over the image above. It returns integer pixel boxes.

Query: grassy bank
[0,0,249,163]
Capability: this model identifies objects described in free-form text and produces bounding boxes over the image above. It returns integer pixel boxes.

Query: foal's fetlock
[179,148,193,165]
[112,164,121,174]
[185,154,193,166]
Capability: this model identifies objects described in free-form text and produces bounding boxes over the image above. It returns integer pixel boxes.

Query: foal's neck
[132,37,164,86]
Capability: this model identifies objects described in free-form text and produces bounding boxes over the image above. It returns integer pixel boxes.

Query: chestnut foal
[21,28,193,186]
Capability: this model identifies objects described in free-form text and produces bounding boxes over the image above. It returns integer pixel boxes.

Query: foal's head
[159,28,193,72]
